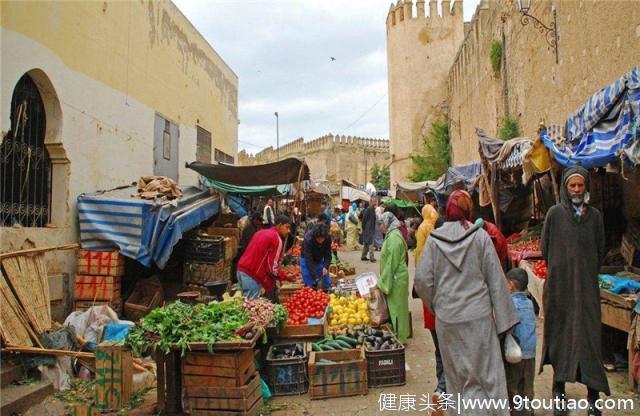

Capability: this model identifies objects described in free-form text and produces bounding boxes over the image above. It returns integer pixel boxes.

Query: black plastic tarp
[186,158,310,186]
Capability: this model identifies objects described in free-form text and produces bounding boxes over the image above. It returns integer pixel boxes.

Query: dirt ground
[24,249,639,415]
[268,249,640,416]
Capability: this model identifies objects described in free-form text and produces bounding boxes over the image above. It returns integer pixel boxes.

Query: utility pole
[274,112,279,161]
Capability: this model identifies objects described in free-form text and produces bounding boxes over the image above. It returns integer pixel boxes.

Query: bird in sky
[330,57,336,61]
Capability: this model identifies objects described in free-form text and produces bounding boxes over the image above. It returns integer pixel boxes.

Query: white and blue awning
[78,186,219,269]
[541,65,640,168]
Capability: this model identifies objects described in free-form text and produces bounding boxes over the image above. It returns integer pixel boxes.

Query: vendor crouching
[237,215,291,300]
[301,223,332,290]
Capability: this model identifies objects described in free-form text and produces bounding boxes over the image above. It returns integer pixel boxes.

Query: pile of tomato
[283,287,330,326]
[532,260,548,279]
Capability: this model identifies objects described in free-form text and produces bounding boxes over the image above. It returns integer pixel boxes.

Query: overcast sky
[174,0,480,154]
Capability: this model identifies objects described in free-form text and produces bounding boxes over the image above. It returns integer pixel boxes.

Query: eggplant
[357,335,365,345]
[375,337,383,344]
[374,330,384,337]
[367,336,376,343]
[380,341,390,350]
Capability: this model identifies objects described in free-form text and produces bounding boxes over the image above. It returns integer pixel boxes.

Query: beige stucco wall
[386,0,465,187]
[0,0,238,312]
[447,0,640,165]
[239,135,391,185]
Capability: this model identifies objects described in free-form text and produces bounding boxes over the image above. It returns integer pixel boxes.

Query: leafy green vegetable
[125,300,249,356]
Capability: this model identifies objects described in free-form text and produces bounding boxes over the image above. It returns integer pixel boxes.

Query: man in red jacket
[237,215,291,299]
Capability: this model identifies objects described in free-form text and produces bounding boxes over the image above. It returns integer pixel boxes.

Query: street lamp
[517,0,558,63]
[274,112,279,161]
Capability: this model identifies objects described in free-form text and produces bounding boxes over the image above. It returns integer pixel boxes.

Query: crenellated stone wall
[386,0,465,187]
[238,134,390,185]
[447,0,640,165]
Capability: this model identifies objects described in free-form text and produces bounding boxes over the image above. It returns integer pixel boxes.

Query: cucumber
[334,340,352,349]
[321,344,336,350]
[336,336,358,347]
[312,343,321,352]
[325,341,343,350]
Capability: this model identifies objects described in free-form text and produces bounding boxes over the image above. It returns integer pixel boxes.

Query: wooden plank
[0,243,79,259]
[154,351,166,414]
[77,250,125,276]
[191,396,263,416]
[182,359,254,379]
[2,347,94,359]
[183,349,253,368]
[601,302,631,332]
[187,379,261,410]
[309,381,368,399]
[309,363,367,386]
[183,360,254,387]
[186,373,259,399]
[165,351,182,413]
[94,344,133,411]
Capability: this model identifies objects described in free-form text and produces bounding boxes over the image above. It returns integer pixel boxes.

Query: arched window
[1,74,52,227]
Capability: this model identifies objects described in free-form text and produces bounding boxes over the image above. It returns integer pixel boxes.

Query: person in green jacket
[378,211,410,343]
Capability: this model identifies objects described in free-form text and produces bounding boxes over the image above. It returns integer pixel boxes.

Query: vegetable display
[283,287,329,326]
[125,298,287,356]
[532,260,548,279]
[269,343,305,360]
[328,293,370,331]
[311,326,402,352]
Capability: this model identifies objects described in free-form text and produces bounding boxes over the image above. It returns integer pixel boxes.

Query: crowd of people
[231,168,609,415]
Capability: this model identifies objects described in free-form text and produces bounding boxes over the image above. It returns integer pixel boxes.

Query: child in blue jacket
[506,268,537,416]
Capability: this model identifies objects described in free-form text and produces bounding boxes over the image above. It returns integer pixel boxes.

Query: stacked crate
[75,250,124,313]
[183,234,226,294]
[182,349,263,416]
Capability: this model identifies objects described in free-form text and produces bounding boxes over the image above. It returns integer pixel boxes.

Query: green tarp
[383,197,418,208]
[204,178,289,196]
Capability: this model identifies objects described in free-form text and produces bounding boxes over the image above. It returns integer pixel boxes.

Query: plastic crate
[365,344,406,387]
[184,235,225,264]
[264,343,308,396]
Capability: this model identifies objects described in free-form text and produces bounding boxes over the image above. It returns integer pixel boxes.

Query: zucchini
[321,343,336,350]
[334,340,352,349]
[312,343,321,352]
[336,336,358,347]
[326,341,344,350]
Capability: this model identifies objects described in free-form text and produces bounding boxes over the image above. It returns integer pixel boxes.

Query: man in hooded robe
[415,190,518,416]
[540,165,609,416]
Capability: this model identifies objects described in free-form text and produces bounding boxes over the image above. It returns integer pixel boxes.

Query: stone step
[0,380,54,416]
[0,364,23,388]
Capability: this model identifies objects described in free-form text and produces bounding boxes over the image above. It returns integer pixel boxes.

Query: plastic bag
[260,376,272,402]
[504,333,523,364]
[369,287,389,327]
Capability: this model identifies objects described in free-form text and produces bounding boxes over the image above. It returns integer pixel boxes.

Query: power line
[337,92,387,136]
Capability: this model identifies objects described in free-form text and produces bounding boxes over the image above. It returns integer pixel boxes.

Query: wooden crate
[77,250,124,276]
[183,261,225,284]
[74,275,121,301]
[270,307,327,340]
[124,277,163,321]
[278,283,304,303]
[186,372,263,415]
[308,347,367,399]
[224,237,234,262]
[182,349,255,388]
[95,343,133,411]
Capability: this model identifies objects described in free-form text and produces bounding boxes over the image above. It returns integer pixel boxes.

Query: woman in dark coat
[540,165,609,416]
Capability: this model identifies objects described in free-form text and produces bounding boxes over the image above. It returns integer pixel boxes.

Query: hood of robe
[560,165,590,209]
[429,221,482,271]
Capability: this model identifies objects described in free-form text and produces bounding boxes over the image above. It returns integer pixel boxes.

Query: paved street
[271,249,640,416]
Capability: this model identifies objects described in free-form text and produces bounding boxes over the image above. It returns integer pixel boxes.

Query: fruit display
[328,293,370,331]
[282,253,299,266]
[532,260,548,279]
[283,287,330,326]
[287,245,302,257]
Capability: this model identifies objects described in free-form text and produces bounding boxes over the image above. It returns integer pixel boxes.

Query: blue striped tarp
[78,186,219,269]
[541,65,640,168]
